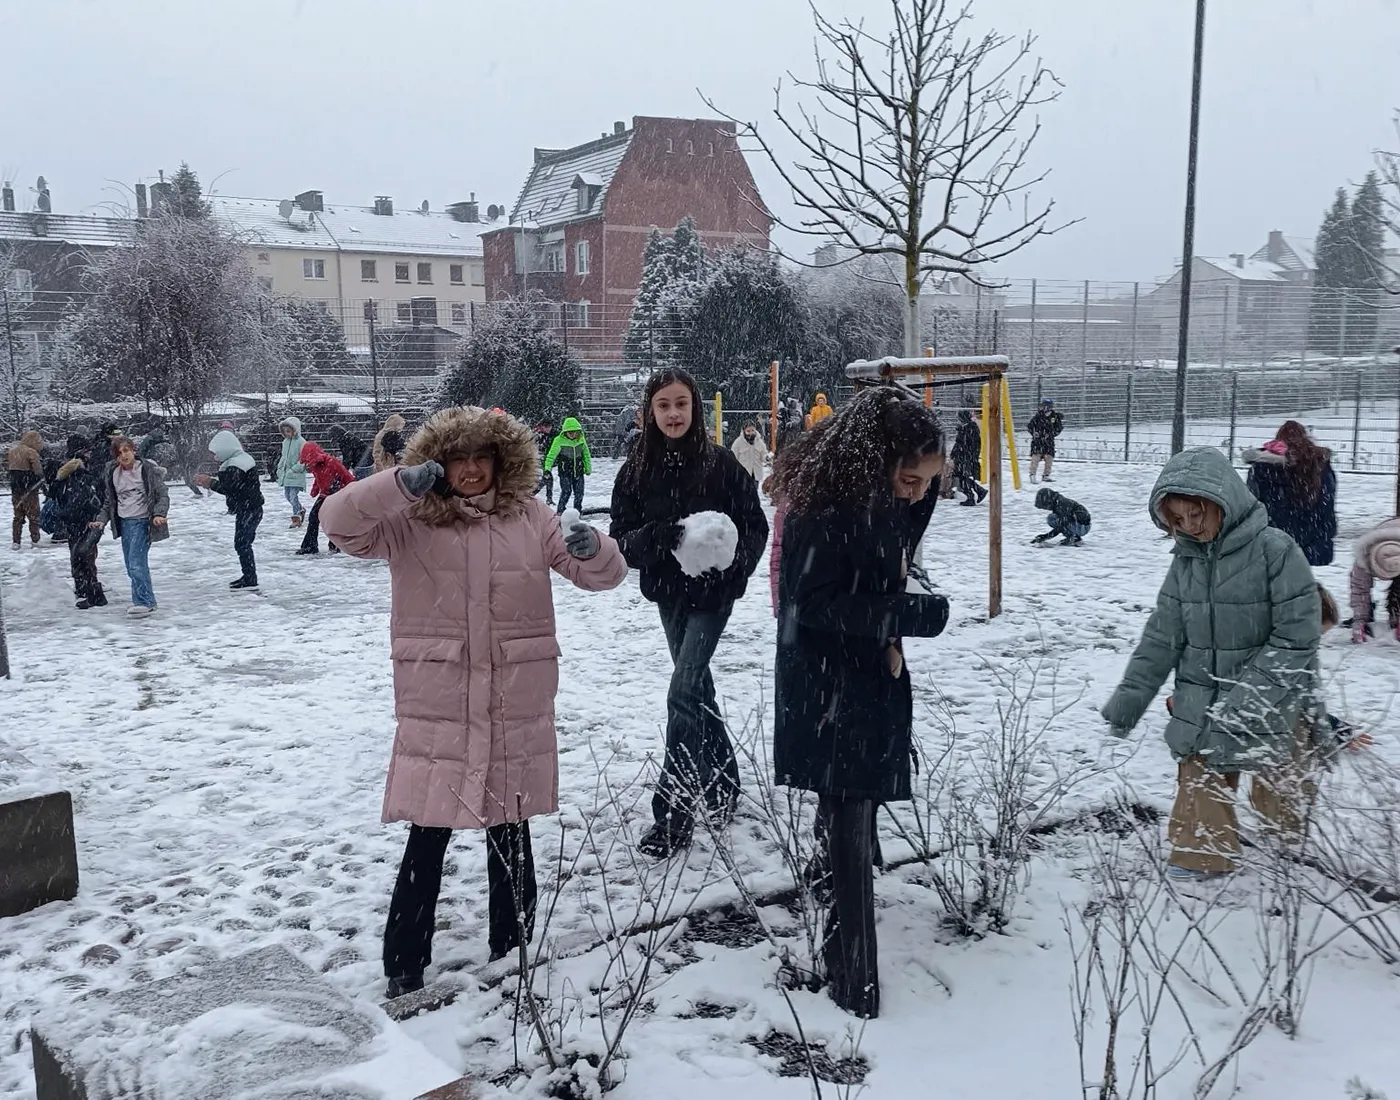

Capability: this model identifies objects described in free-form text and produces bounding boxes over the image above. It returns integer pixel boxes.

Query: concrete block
[0,791,79,918]
[32,944,461,1100]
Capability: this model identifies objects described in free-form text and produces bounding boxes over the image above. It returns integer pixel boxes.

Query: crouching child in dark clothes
[1032,487,1091,546]
[196,430,265,590]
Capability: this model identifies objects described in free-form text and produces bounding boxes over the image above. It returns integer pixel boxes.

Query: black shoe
[638,822,693,859]
[1062,535,1083,547]
[328,545,341,555]
[295,546,319,556]
[91,591,107,607]
[958,497,978,506]
[75,598,95,610]
[230,577,259,590]
[1030,533,1053,545]
[384,974,424,999]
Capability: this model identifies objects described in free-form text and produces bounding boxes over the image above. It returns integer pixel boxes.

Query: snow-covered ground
[3,455,1399,1099]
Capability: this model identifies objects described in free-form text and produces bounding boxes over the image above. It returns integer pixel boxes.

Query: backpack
[39,496,63,535]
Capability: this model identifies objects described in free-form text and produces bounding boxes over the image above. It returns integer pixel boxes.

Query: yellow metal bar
[714,392,723,445]
[1001,376,1022,490]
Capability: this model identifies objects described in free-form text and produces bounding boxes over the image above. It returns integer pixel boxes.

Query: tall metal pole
[1170,0,1208,455]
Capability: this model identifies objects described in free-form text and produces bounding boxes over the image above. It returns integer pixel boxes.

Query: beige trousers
[1029,454,1054,480]
[1167,727,1318,874]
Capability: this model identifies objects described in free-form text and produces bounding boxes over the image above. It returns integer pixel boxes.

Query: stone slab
[0,790,79,918]
[414,1079,478,1100]
[33,944,461,1100]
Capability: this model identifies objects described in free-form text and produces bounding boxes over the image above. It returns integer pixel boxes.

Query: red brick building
[482,116,770,362]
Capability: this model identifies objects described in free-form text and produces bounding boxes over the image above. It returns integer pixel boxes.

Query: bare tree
[1375,110,1400,292]
[0,247,44,438]
[713,0,1067,355]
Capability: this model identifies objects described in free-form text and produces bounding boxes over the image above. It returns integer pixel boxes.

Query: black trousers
[955,470,984,502]
[67,528,103,602]
[556,471,584,513]
[234,507,262,582]
[382,821,537,979]
[819,795,880,1019]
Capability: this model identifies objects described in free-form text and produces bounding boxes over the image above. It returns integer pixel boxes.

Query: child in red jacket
[297,441,356,555]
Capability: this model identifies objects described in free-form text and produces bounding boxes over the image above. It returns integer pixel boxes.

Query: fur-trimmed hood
[402,406,540,525]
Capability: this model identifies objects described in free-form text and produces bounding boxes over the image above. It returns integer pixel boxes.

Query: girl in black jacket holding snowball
[610,368,768,858]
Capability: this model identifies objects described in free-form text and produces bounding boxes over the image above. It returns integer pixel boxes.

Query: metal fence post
[1123,376,1133,462]
[1353,370,1364,471]
[1219,284,1230,369]
[1227,372,1239,461]
[1338,293,1349,362]
[1079,279,1090,422]
[1129,282,1139,367]
[1028,278,1038,376]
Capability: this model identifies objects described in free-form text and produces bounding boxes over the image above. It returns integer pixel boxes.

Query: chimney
[1266,229,1284,264]
[447,194,480,223]
[295,189,324,213]
[373,195,393,216]
[150,170,172,216]
[613,121,625,136]
[135,183,148,218]
[1,182,13,213]
[1230,253,1245,269]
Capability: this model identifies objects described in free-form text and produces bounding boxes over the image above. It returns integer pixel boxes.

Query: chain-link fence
[6,276,1400,468]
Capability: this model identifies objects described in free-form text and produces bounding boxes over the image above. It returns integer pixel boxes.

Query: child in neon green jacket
[544,417,592,514]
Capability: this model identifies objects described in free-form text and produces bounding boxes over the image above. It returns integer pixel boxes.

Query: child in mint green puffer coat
[1102,447,1320,881]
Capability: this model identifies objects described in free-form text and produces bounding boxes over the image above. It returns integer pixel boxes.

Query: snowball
[560,507,581,529]
[674,511,739,577]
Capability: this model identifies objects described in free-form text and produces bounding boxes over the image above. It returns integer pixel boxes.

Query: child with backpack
[1102,448,1320,881]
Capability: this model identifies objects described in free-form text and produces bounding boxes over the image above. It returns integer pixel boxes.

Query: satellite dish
[278,199,294,220]
[420,199,430,214]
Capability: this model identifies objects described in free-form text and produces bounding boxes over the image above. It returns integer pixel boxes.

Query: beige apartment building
[212,191,504,343]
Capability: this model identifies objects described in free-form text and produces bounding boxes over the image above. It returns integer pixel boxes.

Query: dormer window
[572,173,603,215]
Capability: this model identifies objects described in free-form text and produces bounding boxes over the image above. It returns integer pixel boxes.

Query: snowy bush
[673,512,738,577]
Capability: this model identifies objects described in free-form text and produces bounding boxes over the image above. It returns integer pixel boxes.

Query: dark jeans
[299,496,339,553]
[537,469,554,505]
[653,601,740,835]
[556,471,584,514]
[819,794,880,1019]
[1046,514,1090,539]
[383,821,537,978]
[235,507,262,582]
[67,528,103,602]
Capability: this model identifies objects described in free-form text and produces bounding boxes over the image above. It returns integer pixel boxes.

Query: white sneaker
[127,605,155,618]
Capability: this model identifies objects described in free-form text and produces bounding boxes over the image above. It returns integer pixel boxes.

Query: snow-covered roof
[0,210,135,249]
[211,196,496,258]
[1280,235,1315,271]
[1199,256,1288,282]
[510,131,631,229]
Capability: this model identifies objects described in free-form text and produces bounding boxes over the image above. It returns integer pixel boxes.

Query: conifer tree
[167,163,211,219]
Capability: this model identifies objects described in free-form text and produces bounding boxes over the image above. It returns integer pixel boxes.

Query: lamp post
[1170,0,1208,455]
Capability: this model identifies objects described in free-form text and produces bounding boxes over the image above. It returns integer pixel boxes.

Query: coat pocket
[497,635,562,720]
[391,636,465,722]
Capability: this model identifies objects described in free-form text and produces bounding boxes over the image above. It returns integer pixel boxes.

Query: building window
[396,301,412,322]
[395,262,410,283]
[302,258,326,280]
[361,259,377,282]
[257,251,270,263]
[685,140,694,155]
[363,300,378,322]
[665,138,673,154]
[472,264,485,287]
[707,142,715,157]
[417,262,433,284]
[544,246,564,273]
[257,276,274,291]
[450,302,467,325]
[7,268,34,303]
[450,263,464,285]
[311,300,331,315]
[575,241,591,274]
[571,301,591,328]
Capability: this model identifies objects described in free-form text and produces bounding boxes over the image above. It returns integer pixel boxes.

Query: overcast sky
[4,0,1397,286]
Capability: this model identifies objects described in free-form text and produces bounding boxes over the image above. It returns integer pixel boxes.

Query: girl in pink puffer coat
[320,406,627,997]
[1349,516,1400,643]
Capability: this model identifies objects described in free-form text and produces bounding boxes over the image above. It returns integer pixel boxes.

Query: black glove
[400,460,445,499]
[564,520,600,560]
[656,520,684,553]
[911,593,950,638]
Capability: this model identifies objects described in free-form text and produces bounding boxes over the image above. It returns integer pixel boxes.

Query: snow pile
[673,511,738,577]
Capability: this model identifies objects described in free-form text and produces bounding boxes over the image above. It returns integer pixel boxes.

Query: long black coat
[1246,455,1337,568]
[951,419,980,476]
[774,495,948,800]
[610,444,769,611]
[1027,408,1063,455]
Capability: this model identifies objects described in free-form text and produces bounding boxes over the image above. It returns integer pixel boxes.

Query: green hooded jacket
[1102,448,1320,772]
[277,416,308,489]
[544,417,592,476]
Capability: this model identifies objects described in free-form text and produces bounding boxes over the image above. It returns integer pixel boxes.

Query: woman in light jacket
[320,406,627,999]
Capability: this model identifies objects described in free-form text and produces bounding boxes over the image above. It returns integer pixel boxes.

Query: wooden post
[769,360,779,450]
[924,346,934,407]
[714,392,723,445]
[988,368,1004,618]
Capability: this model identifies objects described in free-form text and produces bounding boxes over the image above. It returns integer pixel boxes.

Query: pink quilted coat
[320,407,627,830]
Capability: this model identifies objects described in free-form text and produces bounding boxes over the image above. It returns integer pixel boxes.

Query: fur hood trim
[403,406,540,526]
[20,431,43,450]
[380,413,406,434]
